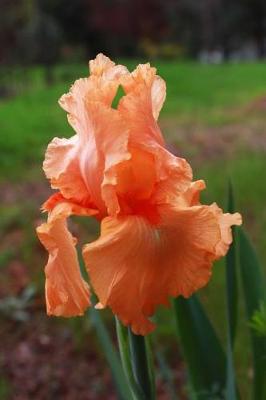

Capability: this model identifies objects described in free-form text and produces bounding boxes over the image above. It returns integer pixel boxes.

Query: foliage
[250,302,266,337]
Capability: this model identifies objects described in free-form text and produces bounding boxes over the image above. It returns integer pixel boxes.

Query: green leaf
[88,307,132,400]
[226,181,238,343]
[249,302,266,337]
[238,227,266,400]
[128,328,156,400]
[225,182,238,399]
[173,295,226,399]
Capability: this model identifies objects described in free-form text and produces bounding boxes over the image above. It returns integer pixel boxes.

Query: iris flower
[37,54,242,335]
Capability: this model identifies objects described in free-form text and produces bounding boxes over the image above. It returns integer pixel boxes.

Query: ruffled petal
[36,202,97,316]
[210,203,242,258]
[51,55,130,216]
[83,204,225,335]
[47,56,191,218]
[43,135,92,206]
[169,180,206,208]
[120,63,166,122]
[89,53,116,76]
[117,63,192,209]
[119,63,165,146]
[59,54,128,137]
[79,101,130,216]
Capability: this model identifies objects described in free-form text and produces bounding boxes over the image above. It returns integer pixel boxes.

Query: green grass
[1,61,266,180]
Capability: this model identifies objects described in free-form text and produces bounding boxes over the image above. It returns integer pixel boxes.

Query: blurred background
[0,0,266,399]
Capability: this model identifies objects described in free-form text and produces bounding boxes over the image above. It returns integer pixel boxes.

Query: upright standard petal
[44,55,130,216]
[115,63,192,214]
[83,204,233,335]
[36,202,97,316]
[59,54,128,137]
[119,63,165,146]
[120,63,166,123]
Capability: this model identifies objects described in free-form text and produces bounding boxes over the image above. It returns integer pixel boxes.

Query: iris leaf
[225,182,238,399]
[238,228,266,400]
[173,295,226,399]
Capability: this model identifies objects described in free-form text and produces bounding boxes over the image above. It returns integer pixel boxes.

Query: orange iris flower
[37,54,242,335]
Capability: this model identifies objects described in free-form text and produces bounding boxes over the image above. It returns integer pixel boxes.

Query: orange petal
[81,101,130,216]
[36,202,97,316]
[89,53,116,76]
[45,92,130,216]
[43,135,92,206]
[59,54,128,135]
[83,205,224,335]
[210,203,242,258]
[118,63,192,208]
[171,180,206,207]
[50,55,130,215]
[149,146,192,205]
[120,63,166,122]
[119,64,165,146]
[89,53,128,82]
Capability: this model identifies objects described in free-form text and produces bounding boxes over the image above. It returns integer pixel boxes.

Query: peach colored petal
[47,55,130,216]
[59,54,128,136]
[45,95,130,216]
[151,76,166,120]
[120,63,166,121]
[149,146,192,205]
[171,180,206,208]
[83,205,223,335]
[119,64,165,146]
[36,202,97,317]
[46,56,191,219]
[82,101,130,216]
[210,203,242,258]
[89,53,116,76]
[117,63,192,207]
[89,53,128,82]
[43,135,92,206]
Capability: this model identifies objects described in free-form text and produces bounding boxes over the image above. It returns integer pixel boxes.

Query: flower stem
[128,328,156,400]
[115,317,156,400]
[115,318,142,400]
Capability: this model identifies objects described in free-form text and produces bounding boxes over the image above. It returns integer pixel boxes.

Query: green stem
[128,328,155,400]
[115,318,142,400]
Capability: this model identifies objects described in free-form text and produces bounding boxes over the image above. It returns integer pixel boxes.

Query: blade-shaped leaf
[225,182,238,399]
[173,295,226,399]
[238,227,266,400]
[226,181,238,343]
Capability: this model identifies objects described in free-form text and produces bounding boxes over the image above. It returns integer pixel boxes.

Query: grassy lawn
[1,60,265,398]
[1,61,266,176]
